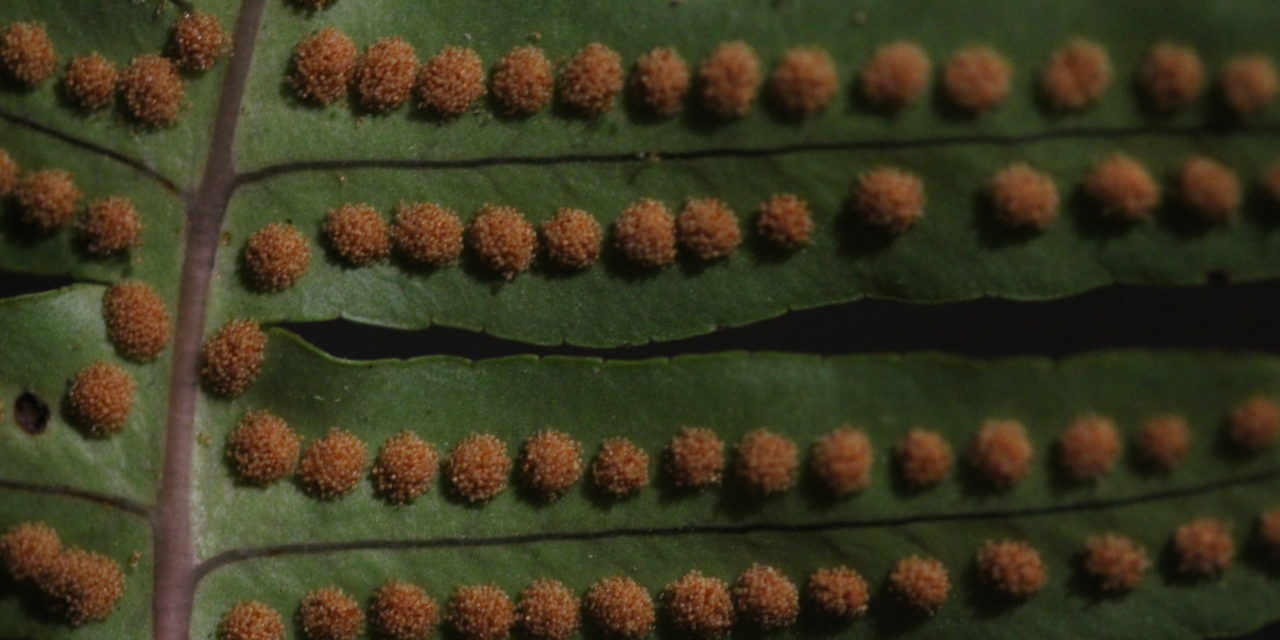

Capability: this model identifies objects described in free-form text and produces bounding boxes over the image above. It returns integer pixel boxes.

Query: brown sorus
[1221,55,1277,118]
[756,193,813,250]
[292,27,357,105]
[448,584,515,640]
[1135,414,1191,471]
[591,437,649,498]
[811,426,874,497]
[541,208,602,269]
[417,46,485,117]
[518,579,580,640]
[974,539,1047,598]
[299,586,364,640]
[969,419,1034,488]
[1083,153,1160,222]
[355,37,419,112]
[68,361,136,437]
[559,42,623,117]
[769,46,838,116]
[1262,161,1280,206]
[735,428,797,495]
[615,198,676,268]
[0,148,17,196]
[79,196,143,256]
[15,168,81,233]
[393,202,464,267]
[1173,518,1234,576]
[1082,534,1149,592]
[103,280,171,362]
[943,46,1011,113]
[733,564,798,629]
[860,41,931,110]
[170,11,227,71]
[226,409,301,485]
[665,426,724,490]
[678,198,740,261]
[324,203,391,266]
[1140,44,1204,111]
[1178,156,1240,224]
[806,566,868,619]
[200,319,267,397]
[1229,396,1280,451]
[300,428,367,499]
[894,428,952,489]
[1040,38,1111,111]
[373,431,439,504]
[371,580,439,640]
[62,53,118,111]
[664,571,733,639]
[699,41,761,118]
[120,54,185,127]
[0,521,61,583]
[243,222,311,291]
[854,167,926,233]
[1259,508,1280,560]
[219,600,286,640]
[584,576,655,638]
[447,433,512,502]
[888,555,949,614]
[520,429,583,499]
[1058,414,1121,482]
[42,548,125,626]
[633,47,689,116]
[470,205,537,279]
[491,46,553,115]
[0,22,56,86]
[988,164,1059,231]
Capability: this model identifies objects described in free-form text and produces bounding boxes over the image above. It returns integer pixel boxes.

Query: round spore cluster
[42,548,125,627]
[1057,414,1121,482]
[417,46,485,117]
[591,437,649,498]
[78,196,142,256]
[219,600,286,640]
[0,521,61,583]
[469,205,537,279]
[120,54,185,127]
[614,198,676,268]
[734,429,797,495]
[354,37,419,112]
[1220,55,1277,118]
[860,41,930,111]
[888,555,949,614]
[1178,156,1240,223]
[170,10,227,72]
[811,426,874,497]
[633,47,689,116]
[1040,38,1111,110]
[559,42,623,117]
[292,27,357,105]
[102,280,171,362]
[756,193,813,250]
[1173,518,1234,576]
[974,539,1047,598]
[540,208,601,270]
[733,564,798,629]
[665,427,725,490]
[0,148,17,196]
[854,167,926,233]
[62,53,118,111]
[1083,154,1160,222]
[393,202,464,267]
[15,168,81,233]
[894,428,952,489]
[518,578,580,640]
[664,571,734,639]
[243,222,311,291]
[988,164,1059,231]
[226,410,301,485]
[519,429,583,499]
[447,433,511,502]
[769,46,838,116]
[200,319,267,397]
[370,580,439,640]
[1140,43,1204,111]
[1082,534,1148,592]
[491,46,553,115]
[299,586,364,640]
[584,576,654,639]
[1228,396,1279,452]
[968,419,1034,488]
[678,198,741,261]
[806,566,868,619]
[373,431,439,504]
[324,203,391,266]
[943,46,1011,113]
[68,361,136,437]
[699,41,761,119]
[1,22,56,86]
[1135,414,1191,471]
[448,584,515,640]
[299,428,368,499]
[1259,508,1280,560]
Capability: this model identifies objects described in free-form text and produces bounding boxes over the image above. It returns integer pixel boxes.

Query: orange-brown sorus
[42,548,125,626]
[975,539,1047,598]
[0,22,56,86]
[1058,414,1121,482]
[969,419,1034,488]
[102,280,170,362]
[1221,55,1277,117]
[200,319,267,397]
[1229,396,1280,451]
[520,429,583,499]
[735,428,797,495]
[1140,44,1204,111]
[15,168,81,233]
[324,202,391,266]
[592,437,649,498]
[373,431,439,504]
[860,41,930,111]
[1135,414,1191,471]
[371,580,439,640]
[470,205,537,279]
[943,46,1011,113]
[584,576,655,638]
[299,586,364,640]
[355,37,419,112]
[894,428,952,489]
[678,198,740,261]
[756,193,813,250]
[226,410,301,485]
[393,202,464,267]
[417,46,485,117]
[888,555,948,613]
[770,46,838,116]
[0,148,17,197]
[664,571,733,639]
[1040,38,1111,111]
[733,564,798,629]
[491,45,553,115]
[614,198,676,268]
[300,428,368,499]
[1082,534,1148,592]
[292,27,357,105]
[854,167,926,233]
[219,600,286,640]
[811,426,874,497]
[1259,508,1280,560]
[1178,156,1240,224]
[1262,161,1280,206]
[62,53,118,111]
[79,196,142,256]
[665,426,724,490]
[243,222,311,291]
[518,578,580,640]
[120,54,185,127]
[170,11,227,72]
[0,521,61,583]
[1173,518,1234,576]
[633,47,689,116]
[559,42,623,117]
[68,361,136,437]
[541,208,602,269]
[806,566,868,619]
[448,584,515,640]
[988,164,1059,231]
[699,41,761,119]
[447,433,511,502]
[1083,154,1160,222]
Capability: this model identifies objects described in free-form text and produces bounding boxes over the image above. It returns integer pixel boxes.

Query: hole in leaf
[14,391,50,435]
